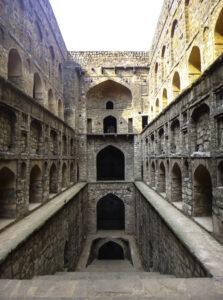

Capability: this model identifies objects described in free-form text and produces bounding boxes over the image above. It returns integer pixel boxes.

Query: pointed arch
[33,72,43,102]
[29,165,42,204]
[214,8,223,58]
[172,163,182,202]
[48,89,55,113]
[172,72,181,99]
[62,163,67,188]
[193,165,212,217]
[87,79,132,109]
[49,163,57,193]
[58,99,63,119]
[162,88,167,108]
[188,46,201,82]
[155,99,160,116]
[159,162,166,192]
[0,167,16,218]
[8,49,23,88]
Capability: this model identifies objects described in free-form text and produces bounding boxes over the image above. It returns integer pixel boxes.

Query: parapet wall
[70,51,150,68]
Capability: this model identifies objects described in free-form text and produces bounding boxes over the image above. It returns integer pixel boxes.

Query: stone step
[36,270,176,280]
[0,277,222,299]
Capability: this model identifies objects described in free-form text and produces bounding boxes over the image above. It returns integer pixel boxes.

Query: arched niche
[29,165,42,204]
[172,163,182,202]
[8,48,23,89]
[97,146,125,180]
[97,194,125,230]
[193,165,212,217]
[188,46,201,82]
[214,8,223,58]
[33,73,43,103]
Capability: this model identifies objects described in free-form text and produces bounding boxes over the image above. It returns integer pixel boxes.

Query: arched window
[30,120,42,154]
[33,73,43,102]
[106,101,114,109]
[172,72,181,99]
[8,49,23,89]
[103,116,117,133]
[58,99,63,119]
[97,194,125,230]
[188,46,201,82]
[97,146,125,180]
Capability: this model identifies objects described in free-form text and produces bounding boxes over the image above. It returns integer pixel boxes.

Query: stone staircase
[0,264,222,299]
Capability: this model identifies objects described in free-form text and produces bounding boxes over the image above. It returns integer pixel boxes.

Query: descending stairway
[0,261,222,299]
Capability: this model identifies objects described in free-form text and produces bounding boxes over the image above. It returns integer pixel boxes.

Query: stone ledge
[135,181,223,278]
[0,182,87,264]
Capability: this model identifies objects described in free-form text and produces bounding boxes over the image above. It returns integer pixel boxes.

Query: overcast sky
[49,0,164,51]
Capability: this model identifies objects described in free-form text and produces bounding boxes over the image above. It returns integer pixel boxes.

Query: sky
[49,0,164,51]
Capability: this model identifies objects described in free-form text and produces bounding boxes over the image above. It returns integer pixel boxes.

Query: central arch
[98,241,124,260]
[97,146,125,180]
[97,194,125,230]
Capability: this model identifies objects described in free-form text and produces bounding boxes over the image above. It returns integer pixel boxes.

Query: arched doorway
[103,116,117,133]
[97,146,125,180]
[97,194,125,230]
[193,165,212,217]
[98,241,124,260]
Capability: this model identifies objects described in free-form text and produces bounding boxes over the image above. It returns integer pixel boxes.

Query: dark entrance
[97,194,125,230]
[103,116,117,133]
[98,241,124,260]
[97,146,125,180]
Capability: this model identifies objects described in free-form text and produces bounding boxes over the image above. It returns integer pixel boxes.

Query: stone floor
[0,272,222,299]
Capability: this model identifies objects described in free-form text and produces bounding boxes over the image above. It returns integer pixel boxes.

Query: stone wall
[0,75,77,219]
[141,53,223,241]
[148,0,223,122]
[135,186,209,277]
[0,0,68,121]
[0,184,88,279]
